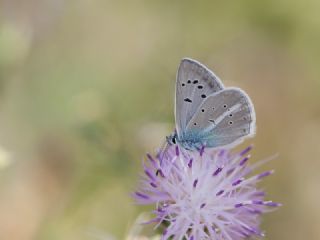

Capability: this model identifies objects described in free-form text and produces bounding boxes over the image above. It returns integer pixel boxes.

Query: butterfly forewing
[175,58,224,137]
[185,88,255,148]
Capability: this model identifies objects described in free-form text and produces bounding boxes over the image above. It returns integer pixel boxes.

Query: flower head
[134,145,280,240]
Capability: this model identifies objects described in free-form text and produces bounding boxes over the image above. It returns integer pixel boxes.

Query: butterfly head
[166,132,178,146]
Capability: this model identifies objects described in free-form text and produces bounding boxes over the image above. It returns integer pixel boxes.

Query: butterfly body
[167,58,256,151]
[167,131,205,150]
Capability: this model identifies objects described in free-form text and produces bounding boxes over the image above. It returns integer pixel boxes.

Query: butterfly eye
[172,137,176,144]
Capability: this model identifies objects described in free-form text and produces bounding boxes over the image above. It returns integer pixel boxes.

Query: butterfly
[166,58,256,151]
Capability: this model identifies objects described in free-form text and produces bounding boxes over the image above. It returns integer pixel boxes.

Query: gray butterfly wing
[175,58,224,137]
[185,88,256,148]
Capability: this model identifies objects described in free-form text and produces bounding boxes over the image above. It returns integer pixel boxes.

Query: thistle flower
[134,145,280,240]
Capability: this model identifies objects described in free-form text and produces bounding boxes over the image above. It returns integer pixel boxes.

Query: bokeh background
[0,0,319,239]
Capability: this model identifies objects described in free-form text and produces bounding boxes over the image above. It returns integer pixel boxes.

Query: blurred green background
[0,0,320,239]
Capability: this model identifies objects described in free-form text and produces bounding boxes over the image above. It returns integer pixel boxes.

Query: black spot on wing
[184,98,192,103]
[198,85,203,89]
[193,80,199,84]
[201,94,206,98]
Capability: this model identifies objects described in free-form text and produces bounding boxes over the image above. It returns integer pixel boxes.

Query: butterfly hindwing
[175,58,224,137]
[185,88,256,148]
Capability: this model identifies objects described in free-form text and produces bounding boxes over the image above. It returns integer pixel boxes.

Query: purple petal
[175,146,179,156]
[216,190,224,196]
[156,169,165,178]
[147,153,157,167]
[188,158,193,168]
[150,182,157,188]
[193,179,198,188]
[257,170,274,179]
[199,146,205,156]
[135,192,149,200]
[232,179,243,186]
[213,167,223,176]
[239,145,253,156]
[264,201,282,207]
[235,203,244,208]
[239,156,249,166]
[200,203,206,209]
[144,169,156,181]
